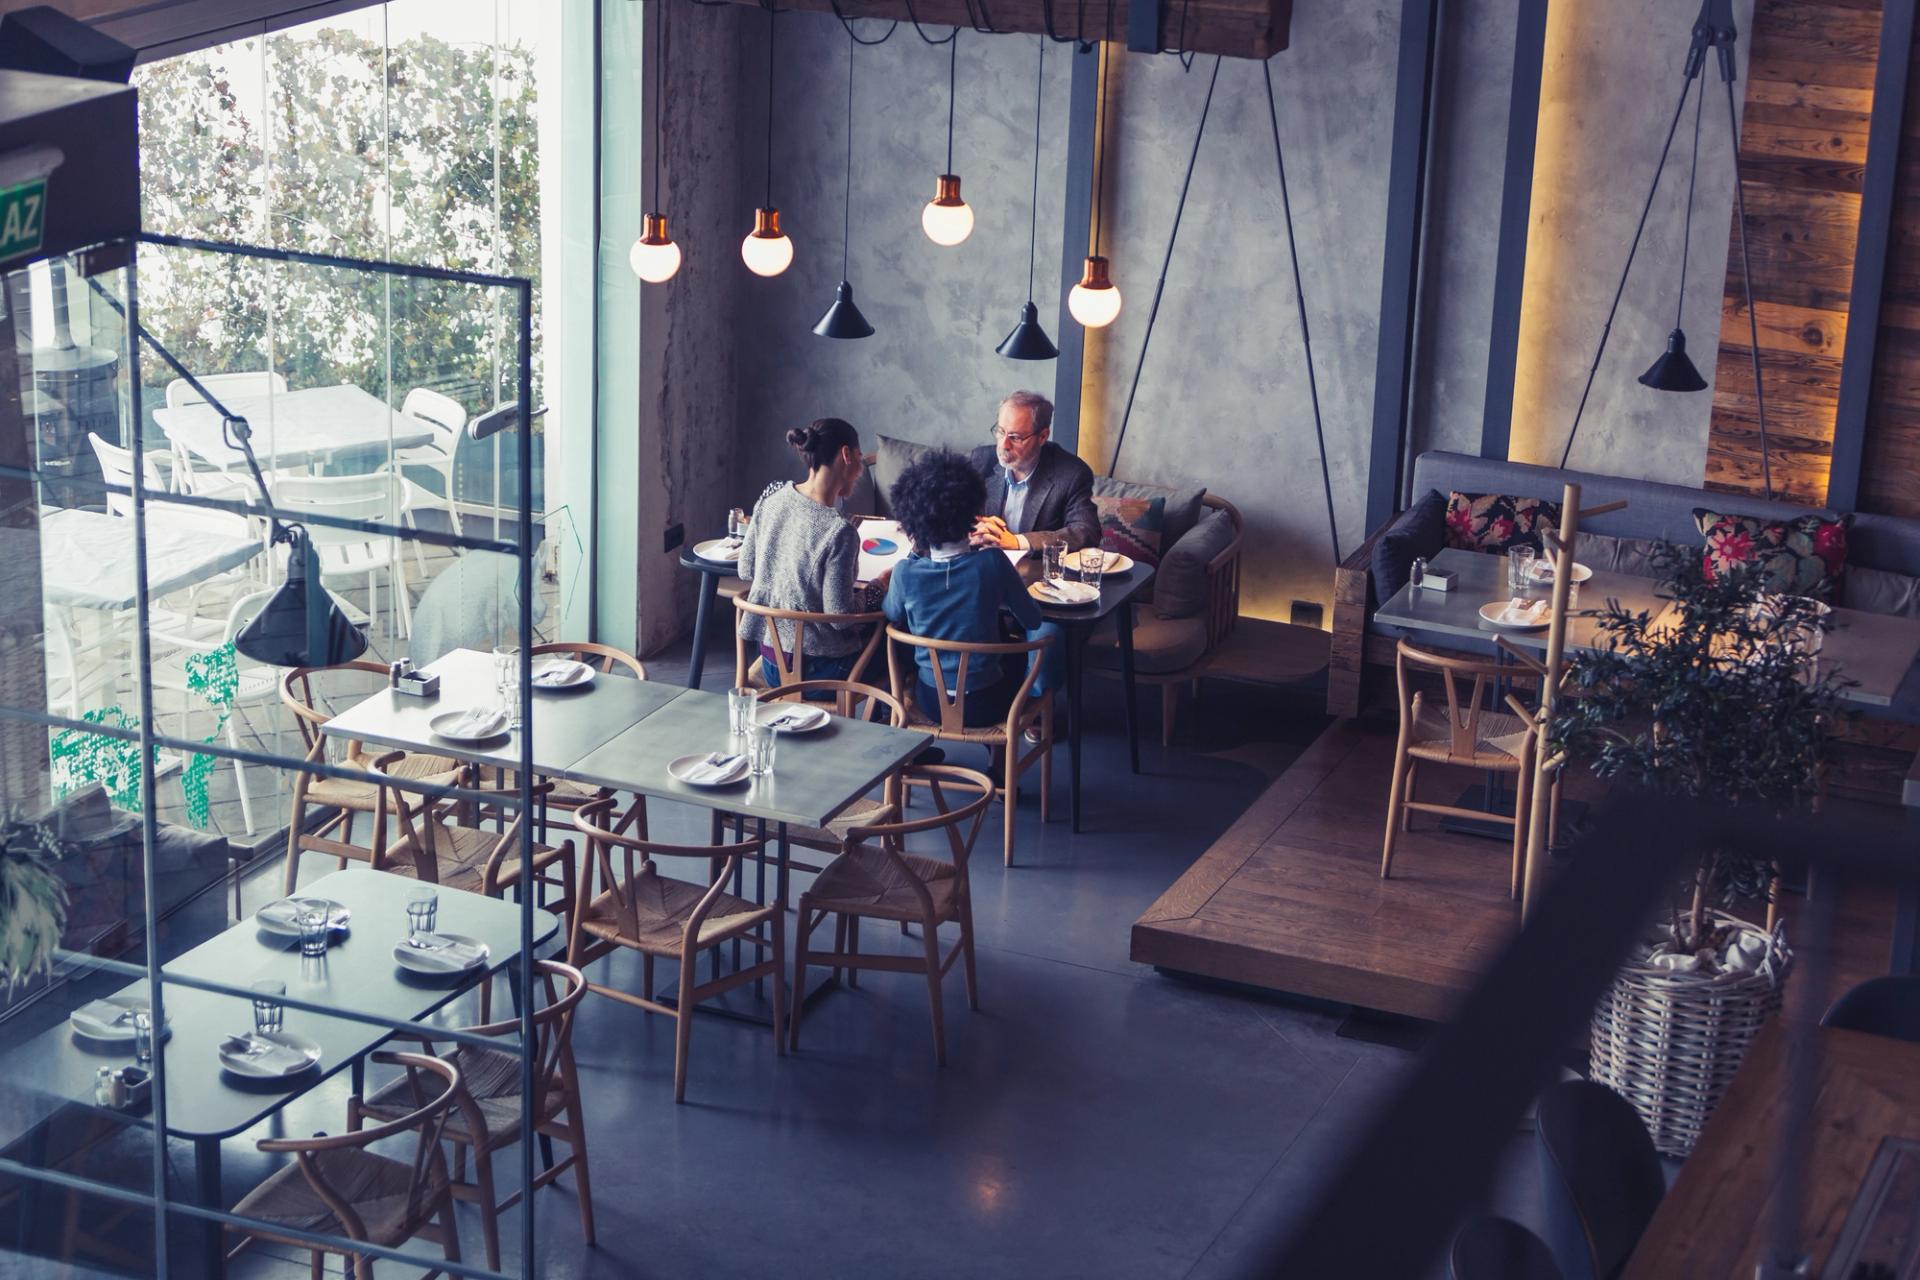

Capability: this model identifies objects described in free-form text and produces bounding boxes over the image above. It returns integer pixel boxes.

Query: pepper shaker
[1409,557,1427,592]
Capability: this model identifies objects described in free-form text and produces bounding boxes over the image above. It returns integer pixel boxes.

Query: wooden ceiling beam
[720,0,1292,61]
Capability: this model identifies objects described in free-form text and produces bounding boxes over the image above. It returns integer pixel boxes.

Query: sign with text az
[0,178,48,264]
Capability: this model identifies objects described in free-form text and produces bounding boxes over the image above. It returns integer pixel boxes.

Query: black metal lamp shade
[235,527,367,668]
[813,280,874,340]
[1638,327,1708,393]
[996,301,1057,361]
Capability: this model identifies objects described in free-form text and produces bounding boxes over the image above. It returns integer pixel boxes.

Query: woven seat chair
[524,641,651,840]
[731,597,885,692]
[1379,639,1556,898]
[569,797,786,1103]
[734,679,907,870]
[351,961,594,1270]
[280,662,467,894]
[225,1051,466,1279]
[373,760,574,924]
[791,763,994,1065]
[885,626,1051,866]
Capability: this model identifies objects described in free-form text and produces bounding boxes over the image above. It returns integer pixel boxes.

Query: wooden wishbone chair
[791,763,995,1065]
[350,961,595,1269]
[225,1051,469,1279]
[522,640,652,839]
[735,679,907,868]
[732,597,885,691]
[569,796,787,1103]
[884,626,1052,866]
[371,756,576,921]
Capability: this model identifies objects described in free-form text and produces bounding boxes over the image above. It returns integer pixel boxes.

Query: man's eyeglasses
[990,424,1044,444]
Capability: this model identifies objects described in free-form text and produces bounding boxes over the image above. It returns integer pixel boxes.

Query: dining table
[0,867,551,1275]
[22,506,261,612]
[151,383,437,475]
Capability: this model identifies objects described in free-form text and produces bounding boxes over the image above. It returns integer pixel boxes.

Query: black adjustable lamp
[996,38,1057,362]
[814,29,874,340]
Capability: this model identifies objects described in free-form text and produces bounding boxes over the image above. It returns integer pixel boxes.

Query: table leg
[1117,604,1141,774]
[194,1135,224,1277]
[1069,623,1087,834]
[777,821,790,913]
[686,569,719,689]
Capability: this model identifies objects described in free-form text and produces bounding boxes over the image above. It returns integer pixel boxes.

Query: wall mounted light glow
[630,0,680,284]
[922,34,974,247]
[815,30,874,339]
[1067,42,1121,328]
[741,4,794,278]
[996,38,1056,361]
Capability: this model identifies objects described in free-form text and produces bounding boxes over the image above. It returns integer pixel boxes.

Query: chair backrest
[732,596,884,690]
[400,386,468,445]
[456,960,586,1117]
[273,472,406,545]
[280,660,394,755]
[1199,493,1245,648]
[164,370,287,410]
[755,679,905,726]
[1450,1216,1565,1280]
[883,625,1049,734]
[255,1050,458,1245]
[532,640,647,680]
[1395,639,1514,759]
[87,431,165,518]
[844,763,994,877]
[571,796,767,947]
[1534,1080,1666,1280]
[1821,975,1920,1042]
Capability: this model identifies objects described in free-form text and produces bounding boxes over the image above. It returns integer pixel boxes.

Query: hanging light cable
[629,0,682,283]
[814,27,875,338]
[1637,74,1709,393]
[922,30,975,247]
[996,37,1056,361]
[1068,41,1122,328]
[742,3,794,277]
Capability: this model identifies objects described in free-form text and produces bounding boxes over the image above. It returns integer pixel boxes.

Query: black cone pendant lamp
[814,30,874,339]
[1638,71,1709,393]
[997,38,1056,361]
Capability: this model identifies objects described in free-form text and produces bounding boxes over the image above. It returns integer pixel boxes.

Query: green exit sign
[0,178,48,263]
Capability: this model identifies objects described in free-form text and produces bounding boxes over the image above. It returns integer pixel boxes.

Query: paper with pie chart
[855,519,1023,584]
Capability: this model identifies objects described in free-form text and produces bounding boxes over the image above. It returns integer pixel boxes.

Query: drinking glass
[747,720,778,777]
[131,1009,154,1066]
[297,907,330,958]
[727,507,748,541]
[406,887,439,941]
[1043,543,1065,585]
[493,644,522,728]
[251,980,285,1036]
[728,687,757,738]
[1507,545,1537,591]
[1078,546,1106,584]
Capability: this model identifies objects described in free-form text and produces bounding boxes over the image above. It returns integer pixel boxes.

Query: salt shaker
[1409,557,1427,592]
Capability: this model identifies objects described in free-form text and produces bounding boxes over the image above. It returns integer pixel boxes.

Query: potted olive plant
[0,806,67,990]
[1553,544,1845,1156]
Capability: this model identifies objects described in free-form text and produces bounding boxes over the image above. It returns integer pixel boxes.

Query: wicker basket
[1589,911,1790,1157]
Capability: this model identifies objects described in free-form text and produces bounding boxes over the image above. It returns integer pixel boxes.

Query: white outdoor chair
[88,431,261,615]
[85,430,171,517]
[147,588,279,834]
[272,471,415,642]
[386,387,468,575]
[162,371,292,505]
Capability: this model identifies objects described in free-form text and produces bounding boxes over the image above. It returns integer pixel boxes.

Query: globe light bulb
[629,212,682,284]
[921,174,974,248]
[1068,254,1122,328]
[740,207,794,278]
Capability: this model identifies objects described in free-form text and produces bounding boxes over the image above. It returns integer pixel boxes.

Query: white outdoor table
[33,507,260,611]
[152,383,435,473]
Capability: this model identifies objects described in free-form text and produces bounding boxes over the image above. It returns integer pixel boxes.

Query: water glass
[1078,546,1106,584]
[493,644,523,728]
[727,507,748,540]
[728,687,757,738]
[1507,545,1537,591]
[131,1009,154,1066]
[1043,543,1065,585]
[746,720,777,777]
[406,887,439,941]
[297,906,330,958]
[251,980,285,1036]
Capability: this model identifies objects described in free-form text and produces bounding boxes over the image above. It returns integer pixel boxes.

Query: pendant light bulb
[630,212,681,284]
[922,174,974,247]
[741,207,793,277]
[1068,254,1122,328]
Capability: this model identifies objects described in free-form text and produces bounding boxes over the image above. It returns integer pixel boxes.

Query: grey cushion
[1086,611,1208,675]
[1849,513,1920,577]
[1843,564,1920,617]
[1093,476,1207,550]
[1571,531,1669,579]
[1371,490,1448,604]
[873,434,940,516]
[1153,507,1236,620]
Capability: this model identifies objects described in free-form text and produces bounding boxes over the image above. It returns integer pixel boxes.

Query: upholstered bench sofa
[1330,450,1920,727]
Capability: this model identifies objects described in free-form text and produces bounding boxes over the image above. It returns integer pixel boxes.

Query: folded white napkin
[441,708,505,738]
[686,752,744,784]
[73,999,141,1036]
[760,706,823,731]
[1500,598,1547,624]
[401,934,488,971]
[222,1034,313,1073]
[258,896,333,929]
[532,658,590,688]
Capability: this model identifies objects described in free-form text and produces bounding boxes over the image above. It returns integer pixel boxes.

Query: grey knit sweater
[736,482,879,656]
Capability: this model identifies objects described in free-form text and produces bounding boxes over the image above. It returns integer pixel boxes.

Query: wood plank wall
[1703,0,1879,505]
[1854,23,1920,516]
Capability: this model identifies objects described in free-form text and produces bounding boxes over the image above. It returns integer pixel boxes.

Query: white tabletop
[152,383,436,471]
[31,507,259,611]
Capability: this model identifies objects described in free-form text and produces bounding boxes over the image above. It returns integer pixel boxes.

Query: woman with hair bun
[735,417,886,687]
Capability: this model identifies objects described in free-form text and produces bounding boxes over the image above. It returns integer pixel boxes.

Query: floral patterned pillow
[1692,509,1848,599]
[1444,491,1562,554]
[1093,494,1165,566]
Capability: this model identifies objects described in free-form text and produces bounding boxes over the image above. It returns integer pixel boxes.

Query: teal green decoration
[50,707,152,812]
[178,643,238,829]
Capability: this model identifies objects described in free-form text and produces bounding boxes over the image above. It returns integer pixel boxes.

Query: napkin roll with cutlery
[532,658,591,687]
[220,1034,313,1072]
[440,708,505,738]
[73,999,142,1035]
[688,752,744,783]
[1500,598,1548,624]
[403,934,489,970]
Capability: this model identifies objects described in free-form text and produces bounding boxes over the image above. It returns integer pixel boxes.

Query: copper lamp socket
[750,207,783,238]
[640,211,672,245]
[1077,255,1114,290]
[932,173,965,207]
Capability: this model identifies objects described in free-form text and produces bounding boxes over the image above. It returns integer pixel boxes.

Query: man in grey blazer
[967,390,1101,553]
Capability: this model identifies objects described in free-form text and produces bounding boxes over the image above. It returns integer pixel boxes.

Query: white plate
[1479,600,1551,630]
[668,751,750,787]
[1528,560,1593,585]
[1065,549,1133,575]
[392,932,491,975]
[754,703,830,734]
[69,997,169,1044]
[255,896,351,939]
[429,707,510,742]
[693,536,742,562]
[531,658,595,689]
[219,1030,322,1079]
[1029,579,1101,607]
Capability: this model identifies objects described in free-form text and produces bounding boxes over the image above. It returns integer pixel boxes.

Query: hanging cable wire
[1090,38,1108,257]
[1675,73,1704,330]
[764,3,777,207]
[946,30,959,174]
[843,27,856,280]
[1024,38,1044,302]
[1108,55,1222,477]
[1265,60,1340,560]
[650,0,667,212]
[827,0,899,44]
[901,0,959,43]
[1723,75,1772,499]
